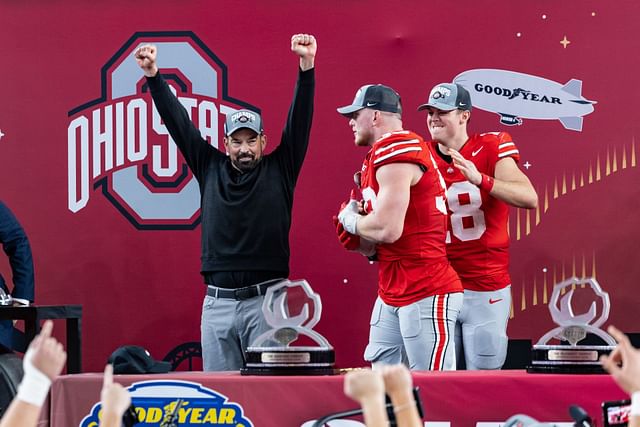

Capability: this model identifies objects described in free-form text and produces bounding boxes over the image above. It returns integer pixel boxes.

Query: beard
[232,153,260,172]
[354,130,371,147]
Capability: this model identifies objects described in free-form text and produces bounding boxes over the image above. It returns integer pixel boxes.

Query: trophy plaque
[527,277,615,374]
[241,279,336,375]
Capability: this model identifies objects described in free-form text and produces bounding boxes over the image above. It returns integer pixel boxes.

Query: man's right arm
[340,163,416,244]
[134,44,216,178]
[447,133,538,209]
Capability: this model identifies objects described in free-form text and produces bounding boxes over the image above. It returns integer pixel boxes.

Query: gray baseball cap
[224,109,263,136]
[417,83,472,112]
[337,84,402,116]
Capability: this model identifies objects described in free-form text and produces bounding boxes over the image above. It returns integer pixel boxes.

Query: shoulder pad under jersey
[371,132,430,168]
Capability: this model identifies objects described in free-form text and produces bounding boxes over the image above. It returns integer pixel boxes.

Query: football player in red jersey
[336,85,463,370]
[418,83,538,370]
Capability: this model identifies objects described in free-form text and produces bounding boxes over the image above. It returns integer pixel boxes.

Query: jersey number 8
[446,181,486,242]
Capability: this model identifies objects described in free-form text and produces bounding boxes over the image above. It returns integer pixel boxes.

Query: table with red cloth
[45,370,628,426]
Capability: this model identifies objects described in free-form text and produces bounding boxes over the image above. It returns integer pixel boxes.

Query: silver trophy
[528,276,615,373]
[241,279,336,375]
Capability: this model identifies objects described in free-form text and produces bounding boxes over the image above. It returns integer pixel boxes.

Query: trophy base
[527,344,614,374]
[240,366,338,376]
[241,346,336,376]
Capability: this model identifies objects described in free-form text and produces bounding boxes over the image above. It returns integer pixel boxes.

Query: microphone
[122,403,140,427]
[569,405,593,427]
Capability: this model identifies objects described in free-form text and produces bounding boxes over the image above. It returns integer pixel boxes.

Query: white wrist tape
[631,391,640,416]
[338,200,360,235]
[340,212,359,235]
[16,348,52,407]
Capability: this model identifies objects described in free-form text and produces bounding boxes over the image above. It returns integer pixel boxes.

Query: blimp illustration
[453,69,597,132]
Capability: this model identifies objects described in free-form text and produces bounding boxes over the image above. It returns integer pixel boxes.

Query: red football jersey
[430,132,520,292]
[360,130,462,306]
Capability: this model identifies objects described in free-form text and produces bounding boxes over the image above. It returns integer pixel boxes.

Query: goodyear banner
[80,381,253,427]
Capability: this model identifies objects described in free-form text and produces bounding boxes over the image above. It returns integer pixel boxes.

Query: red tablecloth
[46,370,628,426]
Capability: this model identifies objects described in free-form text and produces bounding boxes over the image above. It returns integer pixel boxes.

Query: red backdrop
[1,0,639,372]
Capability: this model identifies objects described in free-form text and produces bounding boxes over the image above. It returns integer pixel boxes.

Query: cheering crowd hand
[344,369,389,427]
[99,364,132,427]
[28,320,66,380]
[0,320,67,427]
[381,365,422,427]
[381,364,414,400]
[344,369,385,404]
[134,44,159,78]
[291,34,317,71]
[344,366,422,427]
[601,325,640,394]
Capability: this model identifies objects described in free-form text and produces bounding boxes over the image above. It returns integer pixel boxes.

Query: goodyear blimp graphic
[80,380,253,426]
[453,69,596,131]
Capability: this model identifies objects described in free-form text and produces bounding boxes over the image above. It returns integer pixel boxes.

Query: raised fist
[291,34,317,71]
[134,44,158,78]
[291,34,317,58]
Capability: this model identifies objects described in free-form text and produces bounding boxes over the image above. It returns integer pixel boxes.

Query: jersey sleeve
[147,73,220,183]
[371,132,430,170]
[495,131,520,163]
[271,67,315,183]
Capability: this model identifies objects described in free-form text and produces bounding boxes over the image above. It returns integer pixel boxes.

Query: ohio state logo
[67,31,258,229]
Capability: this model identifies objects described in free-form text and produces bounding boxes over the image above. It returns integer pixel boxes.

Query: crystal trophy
[528,277,615,374]
[241,279,336,375]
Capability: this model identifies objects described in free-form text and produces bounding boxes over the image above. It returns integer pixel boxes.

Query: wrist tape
[16,348,52,407]
[479,173,495,192]
[631,391,640,416]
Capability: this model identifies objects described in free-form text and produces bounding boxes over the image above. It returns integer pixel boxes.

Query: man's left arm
[449,150,538,209]
[278,34,317,177]
[491,157,538,208]
[0,202,34,301]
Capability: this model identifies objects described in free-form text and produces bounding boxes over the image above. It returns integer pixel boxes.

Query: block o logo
[67,31,257,230]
